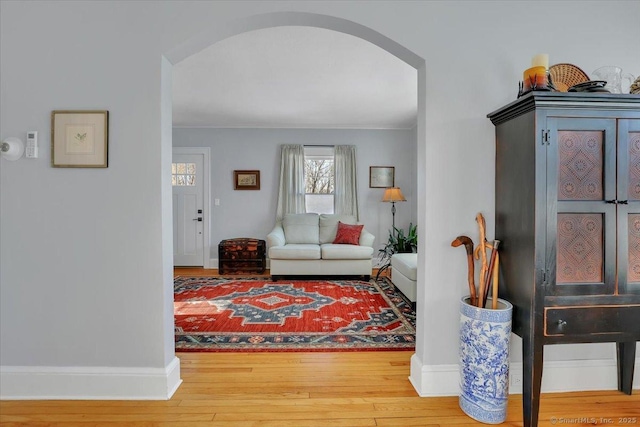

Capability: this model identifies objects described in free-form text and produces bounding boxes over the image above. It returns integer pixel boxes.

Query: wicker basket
[549,63,590,92]
[630,76,640,95]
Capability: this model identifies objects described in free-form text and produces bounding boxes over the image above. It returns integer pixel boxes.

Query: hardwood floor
[1,269,636,426]
[174,267,270,277]
[172,267,389,279]
[1,351,637,426]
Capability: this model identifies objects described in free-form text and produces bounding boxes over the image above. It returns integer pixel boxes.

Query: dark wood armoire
[487,92,640,427]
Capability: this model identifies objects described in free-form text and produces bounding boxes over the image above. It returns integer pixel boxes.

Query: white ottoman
[390,253,417,303]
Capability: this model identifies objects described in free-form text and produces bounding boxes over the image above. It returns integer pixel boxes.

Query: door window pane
[172,162,196,186]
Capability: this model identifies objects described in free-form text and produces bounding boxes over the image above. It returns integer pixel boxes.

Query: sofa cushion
[269,244,321,260]
[319,214,357,243]
[283,213,319,244]
[391,253,418,281]
[333,222,364,245]
[321,243,373,260]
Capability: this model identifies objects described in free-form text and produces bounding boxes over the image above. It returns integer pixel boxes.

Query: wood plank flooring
[1,269,636,426]
[1,351,638,426]
[172,267,389,278]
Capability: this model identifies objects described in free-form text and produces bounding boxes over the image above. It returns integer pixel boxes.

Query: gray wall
[1,0,638,398]
[173,127,417,262]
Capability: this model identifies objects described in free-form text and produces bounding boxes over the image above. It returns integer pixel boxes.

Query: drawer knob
[557,319,567,326]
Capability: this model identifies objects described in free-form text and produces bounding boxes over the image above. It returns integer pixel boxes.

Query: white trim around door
[172,147,211,268]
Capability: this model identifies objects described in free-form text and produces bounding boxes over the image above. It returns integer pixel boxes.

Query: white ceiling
[172,26,417,129]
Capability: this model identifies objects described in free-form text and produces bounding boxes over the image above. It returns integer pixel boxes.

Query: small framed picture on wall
[234,170,260,190]
[369,166,395,188]
[51,110,109,168]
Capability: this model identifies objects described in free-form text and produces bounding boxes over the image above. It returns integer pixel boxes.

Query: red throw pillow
[333,222,364,245]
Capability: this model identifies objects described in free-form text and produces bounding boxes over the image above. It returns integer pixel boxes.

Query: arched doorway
[160,10,427,389]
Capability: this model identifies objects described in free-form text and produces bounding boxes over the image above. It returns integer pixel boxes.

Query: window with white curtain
[304,146,335,214]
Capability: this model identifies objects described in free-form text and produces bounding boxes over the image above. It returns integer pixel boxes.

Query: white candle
[531,54,549,69]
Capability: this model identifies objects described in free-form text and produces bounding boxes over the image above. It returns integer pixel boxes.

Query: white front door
[172,152,205,266]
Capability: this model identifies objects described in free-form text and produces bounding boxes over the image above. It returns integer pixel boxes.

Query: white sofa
[266,213,375,280]
[391,253,417,304]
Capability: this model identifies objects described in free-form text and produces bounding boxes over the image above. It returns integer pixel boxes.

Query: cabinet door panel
[557,130,604,200]
[618,120,640,202]
[556,213,603,284]
[547,118,617,296]
[626,214,640,284]
[618,119,640,295]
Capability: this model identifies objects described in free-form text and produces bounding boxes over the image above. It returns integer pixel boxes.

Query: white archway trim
[165,11,423,68]
[161,11,427,397]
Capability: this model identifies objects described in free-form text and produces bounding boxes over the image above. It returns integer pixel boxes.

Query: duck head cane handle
[451,235,477,306]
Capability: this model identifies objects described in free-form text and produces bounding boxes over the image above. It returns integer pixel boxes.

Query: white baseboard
[410,353,640,397]
[409,353,460,396]
[0,356,182,400]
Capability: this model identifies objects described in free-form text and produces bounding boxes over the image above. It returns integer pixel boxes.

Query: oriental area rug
[174,277,416,352]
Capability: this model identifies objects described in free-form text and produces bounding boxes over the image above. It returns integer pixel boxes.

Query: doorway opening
[172,147,211,268]
[162,10,426,362]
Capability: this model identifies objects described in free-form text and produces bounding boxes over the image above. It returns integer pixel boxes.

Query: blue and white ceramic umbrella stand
[459,296,513,424]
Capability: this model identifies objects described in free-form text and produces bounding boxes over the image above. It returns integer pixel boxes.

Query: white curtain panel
[334,145,359,221]
[276,144,307,221]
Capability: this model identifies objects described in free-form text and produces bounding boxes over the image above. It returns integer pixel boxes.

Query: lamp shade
[381,187,406,203]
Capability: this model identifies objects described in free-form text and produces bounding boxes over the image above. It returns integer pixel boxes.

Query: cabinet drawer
[544,305,640,337]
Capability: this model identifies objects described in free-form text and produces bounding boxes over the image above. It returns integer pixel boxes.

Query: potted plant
[376,223,417,280]
[452,213,512,424]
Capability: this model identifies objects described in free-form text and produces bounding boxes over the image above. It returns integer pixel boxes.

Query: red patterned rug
[174,277,415,352]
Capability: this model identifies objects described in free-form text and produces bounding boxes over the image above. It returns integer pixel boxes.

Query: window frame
[304,146,335,214]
